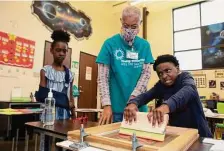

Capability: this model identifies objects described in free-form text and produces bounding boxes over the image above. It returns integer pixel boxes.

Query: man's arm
[131,63,151,97]
[97,64,113,125]
[98,64,111,106]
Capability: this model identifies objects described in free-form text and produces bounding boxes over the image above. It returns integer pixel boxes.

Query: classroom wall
[145,0,222,99]
[0,1,117,105]
[1,1,221,104]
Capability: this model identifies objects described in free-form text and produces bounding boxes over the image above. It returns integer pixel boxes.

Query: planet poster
[201,22,224,68]
[31,1,92,40]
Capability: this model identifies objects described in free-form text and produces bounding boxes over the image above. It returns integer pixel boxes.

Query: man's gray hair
[121,6,141,24]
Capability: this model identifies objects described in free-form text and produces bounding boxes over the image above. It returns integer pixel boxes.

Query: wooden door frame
[77,51,97,108]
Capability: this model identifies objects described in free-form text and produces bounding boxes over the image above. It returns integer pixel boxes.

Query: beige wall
[0,1,117,104]
[145,0,222,99]
[1,0,221,104]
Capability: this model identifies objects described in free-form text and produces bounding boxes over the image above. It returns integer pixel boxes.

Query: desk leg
[24,130,29,151]
[7,116,12,139]
[34,134,38,151]
[11,137,15,151]
[15,129,19,151]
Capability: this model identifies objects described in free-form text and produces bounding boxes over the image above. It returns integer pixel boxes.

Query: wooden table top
[75,108,103,113]
[25,119,98,136]
[206,114,224,119]
[188,138,213,151]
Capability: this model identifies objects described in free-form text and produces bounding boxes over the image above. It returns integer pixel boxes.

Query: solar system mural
[201,22,224,68]
[31,1,92,40]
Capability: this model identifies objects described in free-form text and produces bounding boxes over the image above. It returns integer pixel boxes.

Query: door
[78,52,98,121]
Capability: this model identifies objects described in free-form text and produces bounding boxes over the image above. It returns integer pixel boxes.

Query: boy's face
[156,62,180,86]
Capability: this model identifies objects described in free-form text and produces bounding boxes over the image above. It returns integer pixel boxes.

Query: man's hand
[124,103,138,124]
[98,105,113,125]
[147,104,169,127]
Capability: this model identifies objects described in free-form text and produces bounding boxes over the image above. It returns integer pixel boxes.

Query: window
[173,0,224,70]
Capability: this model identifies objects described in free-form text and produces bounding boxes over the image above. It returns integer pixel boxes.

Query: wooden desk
[188,138,213,151]
[0,101,41,139]
[24,119,98,151]
[0,109,41,151]
[75,108,103,122]
[57,138,214,151]
[206,114,224,134]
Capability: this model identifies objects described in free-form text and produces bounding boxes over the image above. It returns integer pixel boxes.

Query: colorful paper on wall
[0,31,35,68]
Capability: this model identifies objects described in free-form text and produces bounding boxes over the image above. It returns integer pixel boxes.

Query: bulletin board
[192,74,206,88]
[0,31,35,68]
[43,41,72,68]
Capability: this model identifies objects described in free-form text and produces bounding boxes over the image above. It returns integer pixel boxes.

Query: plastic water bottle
[44,88,55,125]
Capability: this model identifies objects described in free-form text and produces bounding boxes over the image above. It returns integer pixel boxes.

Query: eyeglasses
[122,23,139,29]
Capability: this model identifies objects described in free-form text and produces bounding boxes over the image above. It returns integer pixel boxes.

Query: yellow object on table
[0,108,23,115]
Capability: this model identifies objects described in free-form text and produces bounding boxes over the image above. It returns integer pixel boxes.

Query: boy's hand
[147,104,169,126]
[124,103,139,124]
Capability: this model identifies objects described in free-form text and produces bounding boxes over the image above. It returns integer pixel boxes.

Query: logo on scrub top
[114,48,124,60]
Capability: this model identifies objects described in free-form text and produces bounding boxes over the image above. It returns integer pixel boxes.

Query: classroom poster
[0,31,35,68]
[220,81,224,90]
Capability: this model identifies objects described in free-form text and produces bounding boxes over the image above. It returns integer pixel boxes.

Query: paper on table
[210,142,224,151]
[204,108,218,117]
[203,138,224,144]
[56,140,105,151]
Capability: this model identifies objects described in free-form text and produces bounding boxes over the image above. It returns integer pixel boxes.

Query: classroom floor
[0,139,36,151]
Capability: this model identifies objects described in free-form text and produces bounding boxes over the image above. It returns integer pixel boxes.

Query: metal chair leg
[15,129,19,151]
[34,134,38,151]
[11,137,15,151]
[24,130,29,151]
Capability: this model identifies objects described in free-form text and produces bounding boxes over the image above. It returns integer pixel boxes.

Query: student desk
[206,114,224,134]
[0,108,42,151]
[24,119,98,151]
[0,101,41,139]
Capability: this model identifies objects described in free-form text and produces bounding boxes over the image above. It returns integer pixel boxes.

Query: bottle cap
[48,88,53,98]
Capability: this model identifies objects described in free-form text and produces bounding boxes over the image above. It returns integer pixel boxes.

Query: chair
[214,102,224,139]
[206,100,217,112]
[217,102,224,114]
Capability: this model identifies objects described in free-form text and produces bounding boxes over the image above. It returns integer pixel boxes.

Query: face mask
[121,27,139,46]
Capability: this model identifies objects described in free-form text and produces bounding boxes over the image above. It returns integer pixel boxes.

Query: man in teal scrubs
[96,6,154,125]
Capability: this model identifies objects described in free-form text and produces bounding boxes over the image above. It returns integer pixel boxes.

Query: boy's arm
[124,85,158,123]
[128,86,158,107]
[163,73,197,113]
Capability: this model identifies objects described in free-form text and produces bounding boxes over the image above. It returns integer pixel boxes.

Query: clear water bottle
[43,88,55,125]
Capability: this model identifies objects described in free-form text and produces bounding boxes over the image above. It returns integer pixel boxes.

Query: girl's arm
[69,80,76,118]
[40,69,47,87]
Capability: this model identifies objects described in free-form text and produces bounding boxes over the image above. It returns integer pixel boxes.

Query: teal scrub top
[96,34,154,113]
